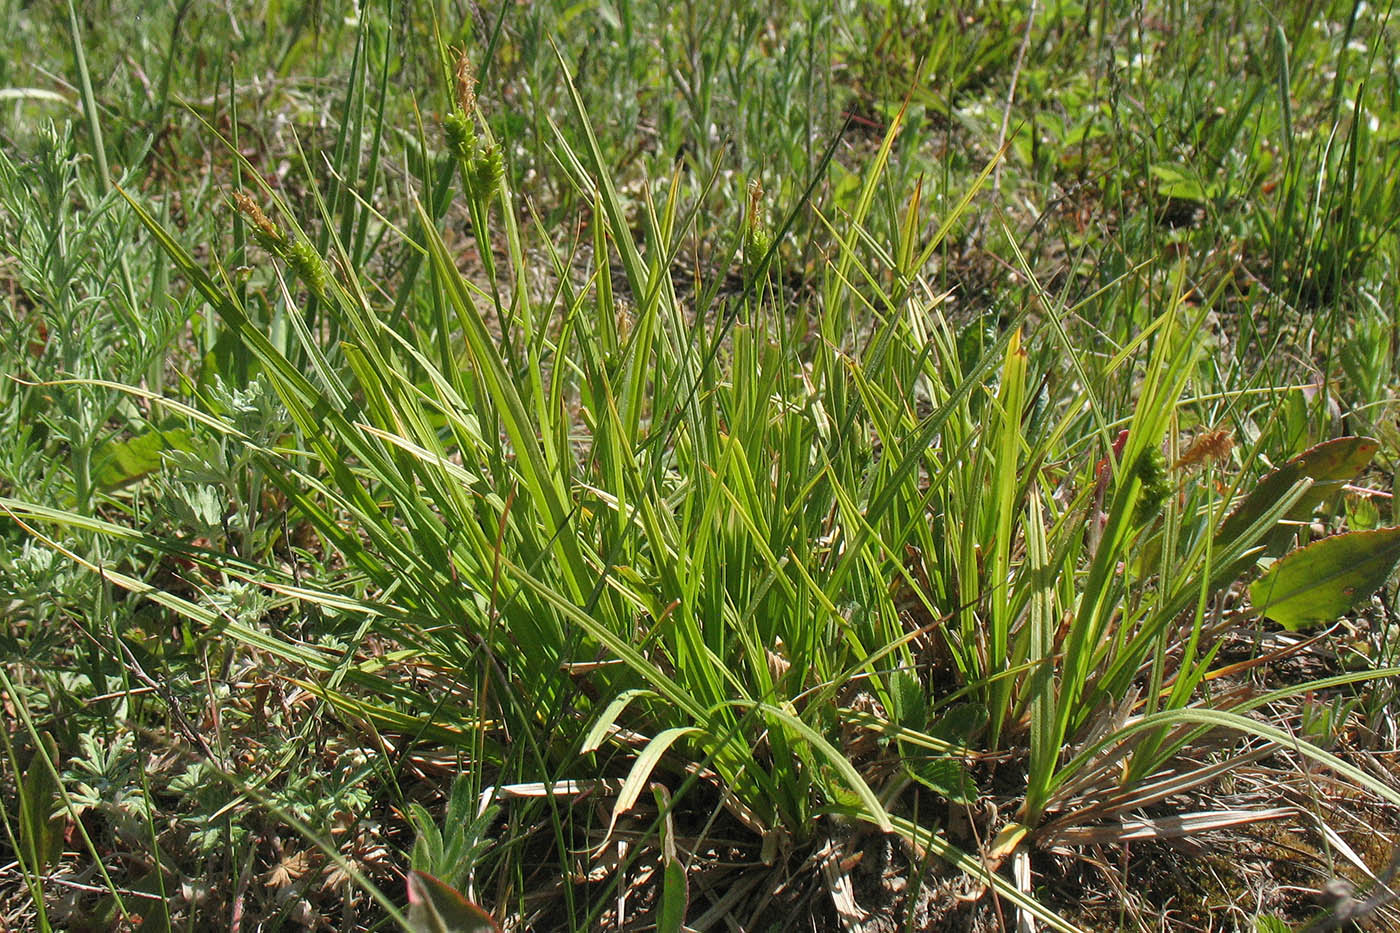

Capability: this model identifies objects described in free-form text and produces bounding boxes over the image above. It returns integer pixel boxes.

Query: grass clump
[3,1,1400,930]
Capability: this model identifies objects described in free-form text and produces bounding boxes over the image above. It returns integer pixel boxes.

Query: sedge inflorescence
[444,49,502,202]
[231,190,330,302]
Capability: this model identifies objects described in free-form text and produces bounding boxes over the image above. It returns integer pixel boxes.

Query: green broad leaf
[1217,436,1379,556]
[657,855,688,933]
[907,755,977,806]
[199,330,259,392]
[1250,527,1400,630]
[93,428,194,488]
[1346,489,1383,531]
[905,703,985,806]
[935,702,989,744]
[19,732,65,876]
[405,871,500,933]
[888,669,926,733]
[1149,162,1209,201]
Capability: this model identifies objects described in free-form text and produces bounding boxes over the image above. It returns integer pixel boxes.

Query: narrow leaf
[653,783,688,933]
[752,702,892,832]
[582,689,656,753]
[607,727,700,838]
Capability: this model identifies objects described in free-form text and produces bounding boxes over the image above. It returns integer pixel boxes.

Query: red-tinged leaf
[1217,436,1378,554]
[1250,527,1400,630]
[405,871,500,933]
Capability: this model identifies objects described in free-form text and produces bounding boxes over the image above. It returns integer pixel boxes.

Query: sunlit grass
[3,1,1400,930]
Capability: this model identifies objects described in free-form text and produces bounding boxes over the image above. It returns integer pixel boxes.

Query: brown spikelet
[454,48,477,114]
[1174,428,1234,471]
[746,178,764,227]
[231,190,282,244]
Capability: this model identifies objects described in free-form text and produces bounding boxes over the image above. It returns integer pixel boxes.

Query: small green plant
[408,775,498,900]
[404,775,502,932]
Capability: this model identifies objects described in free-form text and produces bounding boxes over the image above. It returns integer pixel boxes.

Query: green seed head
[1133,447,1170,525]
[444,112,476,160]
[287,236,329,301]
[744,223,772,277]
[470,146,504,199]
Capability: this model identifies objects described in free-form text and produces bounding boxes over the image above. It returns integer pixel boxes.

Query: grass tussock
[3,1,1400,930]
